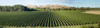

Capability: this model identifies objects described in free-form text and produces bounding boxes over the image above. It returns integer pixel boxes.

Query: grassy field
[0,11,100,28]
[2,23,99,28]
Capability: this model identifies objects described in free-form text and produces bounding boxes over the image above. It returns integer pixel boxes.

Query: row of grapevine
[0,11,100,27]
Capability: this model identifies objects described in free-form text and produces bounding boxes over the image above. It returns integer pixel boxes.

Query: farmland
[0,11,100,28]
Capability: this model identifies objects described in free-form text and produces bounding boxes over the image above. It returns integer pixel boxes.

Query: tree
[13,5,25,11]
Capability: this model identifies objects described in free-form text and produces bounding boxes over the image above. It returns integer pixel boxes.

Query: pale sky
[0,0,100,7]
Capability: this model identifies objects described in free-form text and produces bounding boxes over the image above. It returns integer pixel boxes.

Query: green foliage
[0,5,36,12]
[0,5,100,12]
[0,11,100,27]
[81,26,94,28]
[35,7,100,11]
[0,25,3,28]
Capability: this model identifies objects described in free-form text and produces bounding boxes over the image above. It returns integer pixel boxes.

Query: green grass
[0,11,100,27]
[3,23,99,28]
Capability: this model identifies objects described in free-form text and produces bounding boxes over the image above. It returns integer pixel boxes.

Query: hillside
[26,5,70,8]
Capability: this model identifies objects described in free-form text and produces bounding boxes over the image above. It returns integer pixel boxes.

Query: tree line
[0,5,36,12]
[35,7,100,11]
[0,5,100,12]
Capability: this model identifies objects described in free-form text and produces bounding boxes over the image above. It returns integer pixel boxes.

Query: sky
[0,0,100,7]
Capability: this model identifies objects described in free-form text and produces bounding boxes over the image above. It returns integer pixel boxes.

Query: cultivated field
[0,11,100,28]
[3,23,99,28]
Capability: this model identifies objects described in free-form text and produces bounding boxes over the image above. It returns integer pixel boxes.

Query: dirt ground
[83,11,100,15]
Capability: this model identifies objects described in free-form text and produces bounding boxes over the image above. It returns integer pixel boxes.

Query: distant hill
[26,5,70,8]
[26,5,38,8]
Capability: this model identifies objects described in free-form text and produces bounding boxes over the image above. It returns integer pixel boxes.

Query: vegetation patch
[0,11,100,27]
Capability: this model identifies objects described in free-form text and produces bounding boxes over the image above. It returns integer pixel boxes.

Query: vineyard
[0,11,100,27]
